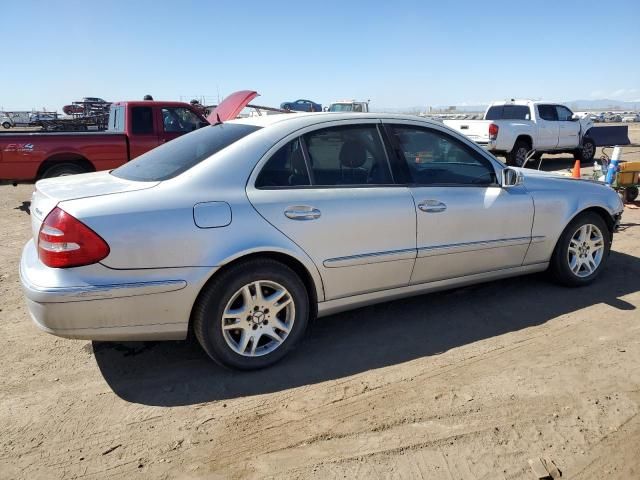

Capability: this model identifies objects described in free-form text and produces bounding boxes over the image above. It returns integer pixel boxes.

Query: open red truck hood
[207,90,259,123]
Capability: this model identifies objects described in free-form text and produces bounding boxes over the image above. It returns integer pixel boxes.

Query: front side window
[388,125,497,186]
[131,106,154,134]
[303,125,393,186]
[537,104,558,121]
[112,123,261,181]
[556,106,573,121]
[162,107,202,133]
[256,139,310,188]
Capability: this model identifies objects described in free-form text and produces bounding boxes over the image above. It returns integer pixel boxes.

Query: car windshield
[111,123,261,181]
[329,104,354,112]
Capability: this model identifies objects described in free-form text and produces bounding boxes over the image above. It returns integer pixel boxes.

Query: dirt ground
[1,133,640,479]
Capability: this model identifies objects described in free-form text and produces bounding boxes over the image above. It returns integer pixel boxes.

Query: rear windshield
[485,105,530,120]
[111,123,261,181]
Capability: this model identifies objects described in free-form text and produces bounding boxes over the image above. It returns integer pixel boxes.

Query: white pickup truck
[326,100,370,113]
[443,100,595,167]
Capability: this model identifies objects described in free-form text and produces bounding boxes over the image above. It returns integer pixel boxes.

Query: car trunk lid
[30,171,158,241]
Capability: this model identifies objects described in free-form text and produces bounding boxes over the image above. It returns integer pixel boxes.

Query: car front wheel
[550,212,611,286]
[578,138,596,162]
[193,258,309,370]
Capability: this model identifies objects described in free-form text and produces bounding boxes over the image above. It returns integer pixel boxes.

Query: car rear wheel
[41,162,89,178]
[193,258,309,370]
[2,121,11,129]
[507,139,530,167]
[550,212,611,286]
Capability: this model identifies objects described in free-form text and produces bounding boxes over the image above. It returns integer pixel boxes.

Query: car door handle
[284,206,321,220]
[418,200,447,213]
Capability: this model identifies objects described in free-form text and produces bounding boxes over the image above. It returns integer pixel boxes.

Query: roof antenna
[214,113,222,125]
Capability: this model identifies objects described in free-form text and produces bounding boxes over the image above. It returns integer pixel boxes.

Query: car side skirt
[317,262,548,318]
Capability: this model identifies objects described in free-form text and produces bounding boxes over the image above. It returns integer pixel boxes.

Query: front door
[384,122,534,284]
[556,105,580,148]
[536,104,560,150]
[246,121,417,300]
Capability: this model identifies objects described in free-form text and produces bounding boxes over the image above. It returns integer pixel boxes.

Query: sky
[1,0,639,113]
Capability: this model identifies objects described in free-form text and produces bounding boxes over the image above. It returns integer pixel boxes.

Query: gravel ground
[1,129,639,479]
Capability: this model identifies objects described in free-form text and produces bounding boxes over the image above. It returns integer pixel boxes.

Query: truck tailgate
[443,120,492,144]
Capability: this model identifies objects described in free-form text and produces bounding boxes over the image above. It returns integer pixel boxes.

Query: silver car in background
[20,112,623,369]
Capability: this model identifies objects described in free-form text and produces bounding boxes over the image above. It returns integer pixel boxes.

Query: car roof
[231,112,442,129]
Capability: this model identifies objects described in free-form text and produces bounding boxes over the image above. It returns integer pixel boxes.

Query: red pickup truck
[0,101,209,182]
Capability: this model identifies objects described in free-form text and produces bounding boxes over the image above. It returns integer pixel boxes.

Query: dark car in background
[280,99,322,112]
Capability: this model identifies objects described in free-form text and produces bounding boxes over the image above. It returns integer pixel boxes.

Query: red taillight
[488,123,499,140]
[38,207,110,268]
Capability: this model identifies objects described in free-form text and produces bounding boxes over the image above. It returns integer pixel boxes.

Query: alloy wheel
[582,142,594,161]
[567,223,605,278]
[221,280,295,357]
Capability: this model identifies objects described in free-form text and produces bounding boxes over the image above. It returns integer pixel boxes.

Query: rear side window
[256,139,310,188]
[112,123,261,181]
[538,104,558,121]
[131,107,154,134]
[303,125,393,186]
[485,105,530,120]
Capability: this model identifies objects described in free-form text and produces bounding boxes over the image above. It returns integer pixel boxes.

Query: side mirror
[571,114,580,121]
[502,167,523,187]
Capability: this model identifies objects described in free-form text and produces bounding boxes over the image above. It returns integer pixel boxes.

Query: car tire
[193,258,310,370]
[577,138,596,162]
[550,212,611,287]
[41,162,88,178]
[623,186,638,203]
[506,139,530,167]
[2,121,11,129]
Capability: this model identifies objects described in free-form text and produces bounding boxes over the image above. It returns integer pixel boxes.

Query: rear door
[127,105,159,159]
[384,121,534,284]
[535,104,560,149]
[246,120,417,300]
[556,105,580,148]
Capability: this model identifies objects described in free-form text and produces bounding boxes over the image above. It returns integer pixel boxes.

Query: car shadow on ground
[94,249,640,406]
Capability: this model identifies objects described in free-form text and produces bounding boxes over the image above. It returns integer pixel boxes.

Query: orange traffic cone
[572,158,581,178]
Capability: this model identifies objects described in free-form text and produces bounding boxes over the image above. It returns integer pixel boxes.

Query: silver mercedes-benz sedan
[20,111,623,369]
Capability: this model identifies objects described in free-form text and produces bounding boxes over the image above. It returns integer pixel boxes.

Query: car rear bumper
[20,240,215,340]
